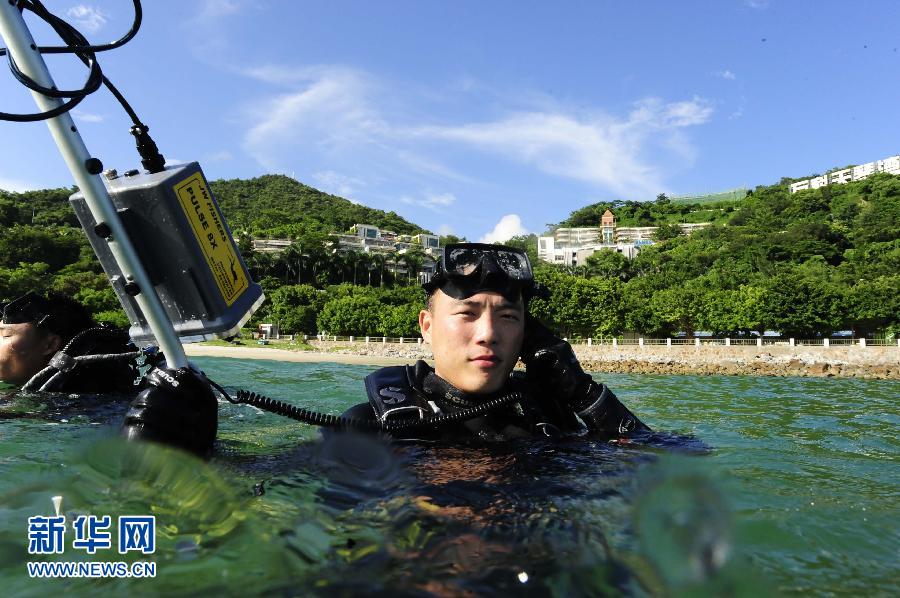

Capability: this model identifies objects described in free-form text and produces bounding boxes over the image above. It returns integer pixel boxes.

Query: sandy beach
[184,343,424,367]
[185,340,899,379]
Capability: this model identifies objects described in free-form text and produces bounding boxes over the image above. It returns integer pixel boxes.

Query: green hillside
[536,174,899,338]
[0,174,426,237]
[0,174,431,327]
[552,196,739,229]
[1,171,897,339]
[670,188,748,204]
[211,174,427,237]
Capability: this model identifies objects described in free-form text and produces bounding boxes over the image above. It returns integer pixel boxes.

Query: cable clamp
[48,351,77,372]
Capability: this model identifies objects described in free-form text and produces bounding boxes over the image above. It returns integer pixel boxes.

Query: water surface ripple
[0,357,896,596]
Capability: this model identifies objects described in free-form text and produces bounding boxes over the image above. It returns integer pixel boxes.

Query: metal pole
[0,3,187,368]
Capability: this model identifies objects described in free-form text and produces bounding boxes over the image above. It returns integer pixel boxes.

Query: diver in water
[0,291,138,393]
[0,291,215,455]
[342,243,650,442]
[122,243,649,454]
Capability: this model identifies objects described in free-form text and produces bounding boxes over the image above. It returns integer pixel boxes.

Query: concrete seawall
[307,340,900,379]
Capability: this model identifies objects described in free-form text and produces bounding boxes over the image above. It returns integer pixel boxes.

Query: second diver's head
[0,292,95,385]
[420,243,535,395]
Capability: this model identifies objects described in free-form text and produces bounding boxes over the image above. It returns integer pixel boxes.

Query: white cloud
[237,63,714,202]
[629,96,714,127]
[71,109,103,123]
[416,96,713,198]
[0,175,38,192]
[394,150,475,184]
[66,5,107,34]
[715,69,737,80]
[242,68,385,170]
[479,214,528,244]
[424,192,456,208]
[198,0,243,19]
[437,224,455,236]
[745,0,769,9]
[240,64,338,87]
[203,150,233,162]
[400,193,456,212]
[729,94,748,120]
[400,192,457,212]
[311,170,365,200]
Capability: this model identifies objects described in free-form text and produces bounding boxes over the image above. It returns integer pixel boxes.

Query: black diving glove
[121,366,218,456]
[522,315,650,436]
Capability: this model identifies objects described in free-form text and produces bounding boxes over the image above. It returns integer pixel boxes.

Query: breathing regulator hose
[21,327,144,392]
[228,388,525,433]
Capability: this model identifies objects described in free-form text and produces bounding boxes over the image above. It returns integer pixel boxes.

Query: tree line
[1,171,897,339]
[525,174,898,338]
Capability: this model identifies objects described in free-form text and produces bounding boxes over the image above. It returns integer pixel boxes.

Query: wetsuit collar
[419,367,510,410]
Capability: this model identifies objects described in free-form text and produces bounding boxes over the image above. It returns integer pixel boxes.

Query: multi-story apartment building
[789,154,900,193]
[537,209,710,267]
[253,225,442,283]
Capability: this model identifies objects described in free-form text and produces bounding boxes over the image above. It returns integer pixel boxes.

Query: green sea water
[0,357,897,596]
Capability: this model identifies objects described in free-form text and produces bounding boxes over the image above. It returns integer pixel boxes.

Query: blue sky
[1,1,899,241]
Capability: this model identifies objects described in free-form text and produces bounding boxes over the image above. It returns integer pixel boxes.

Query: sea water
[0,357,897,596]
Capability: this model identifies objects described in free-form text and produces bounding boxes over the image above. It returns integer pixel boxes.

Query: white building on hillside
[537,209,711,267]
[253,225,443,283]
[790,154,900,193]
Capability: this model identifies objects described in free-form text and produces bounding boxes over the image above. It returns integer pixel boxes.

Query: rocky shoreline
[575,356,897,379]
[306,340,900,380]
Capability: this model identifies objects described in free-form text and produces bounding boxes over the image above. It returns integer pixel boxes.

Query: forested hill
[0,173,428,237]
[0,173,430,326]
[1,170,897,338]
[528,173,899,338]
[210,174,427,237]
[553,195,738,229]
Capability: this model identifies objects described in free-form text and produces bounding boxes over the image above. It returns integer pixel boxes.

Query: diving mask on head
[1,292,53,327]
[423,243,535,302]
[1,292,95,342]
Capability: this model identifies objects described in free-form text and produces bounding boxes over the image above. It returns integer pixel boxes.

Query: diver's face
[0,322,59,385]
[420,290,525,394]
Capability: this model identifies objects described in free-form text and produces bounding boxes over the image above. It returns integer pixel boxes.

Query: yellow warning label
[173,172,248,306]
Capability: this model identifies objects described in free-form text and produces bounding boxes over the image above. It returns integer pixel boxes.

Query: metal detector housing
[0,3,189,365]
[70,163,264,345]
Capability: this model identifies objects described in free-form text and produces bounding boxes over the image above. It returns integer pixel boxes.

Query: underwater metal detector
[70,163,265,345]
[0,3,263,355]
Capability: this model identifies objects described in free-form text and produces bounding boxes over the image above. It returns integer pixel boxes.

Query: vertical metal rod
[0,3,188,368]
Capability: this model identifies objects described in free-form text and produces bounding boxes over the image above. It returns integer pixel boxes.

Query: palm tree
[282,241,304,284]
[370,252,388,287]
[248,250,277,281]
[346,250,363,285]
[402,245,426,285]
[357,251,373,286]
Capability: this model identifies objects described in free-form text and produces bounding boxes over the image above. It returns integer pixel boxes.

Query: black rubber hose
[20,365,55,392]
[234,389,525,432]
[19,328,142,392]
[0,0,147,127]
[0,0,142,56]
[62,326,129,354]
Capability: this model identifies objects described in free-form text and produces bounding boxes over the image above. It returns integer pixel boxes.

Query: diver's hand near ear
[121,366,218,456]
[521,315,587,398]
[521,315,650,436]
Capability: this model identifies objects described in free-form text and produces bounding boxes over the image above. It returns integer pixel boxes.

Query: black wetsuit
[342,360,650,442]
[21,328,139,394]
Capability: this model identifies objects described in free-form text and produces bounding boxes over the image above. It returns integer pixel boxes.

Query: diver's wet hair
[423,243,537,310]
[2,291,96,344]
[7,293,140,393]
